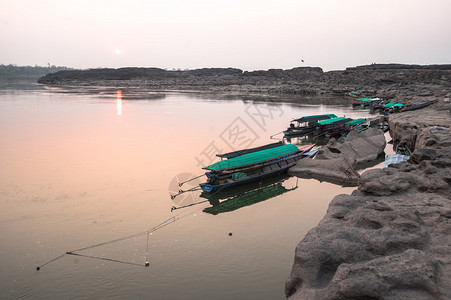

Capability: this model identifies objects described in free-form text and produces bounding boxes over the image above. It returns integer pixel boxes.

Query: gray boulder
[388,109,450,151]
[317,127,386,167]
[289,128,386,186]
[288,156,359,186]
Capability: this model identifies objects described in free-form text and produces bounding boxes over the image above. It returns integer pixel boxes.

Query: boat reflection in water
[200,174,298,215]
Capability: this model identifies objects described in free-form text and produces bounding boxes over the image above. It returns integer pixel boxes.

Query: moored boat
[315,117,367,138]
[283,114,336,138]
[314,116,352,138]
[216,141,283,159]
[352,97,383,108]
[348,91,361,98]
[401,100,437,112]
[383,101,404,113]
[199,144,314,193]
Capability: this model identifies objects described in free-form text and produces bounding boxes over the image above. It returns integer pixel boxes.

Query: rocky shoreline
[38,64,451,107]
[285,108,450,299]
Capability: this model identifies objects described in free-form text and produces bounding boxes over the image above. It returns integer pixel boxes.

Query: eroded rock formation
[286,110,451,300]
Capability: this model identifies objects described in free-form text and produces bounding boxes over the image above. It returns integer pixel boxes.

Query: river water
[0,82,373,299]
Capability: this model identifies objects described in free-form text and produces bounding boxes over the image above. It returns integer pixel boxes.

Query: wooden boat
[316,117,367,139]
[199,144,314,193]
[344,118,367,132]
[348,91,361,98]
[352,97,383,108]
[383,101,404,113]
[401,100,436,112]
[283,114,336,138]
[314,117,352,138]
[216,141,283,159]
[352,98,372,107]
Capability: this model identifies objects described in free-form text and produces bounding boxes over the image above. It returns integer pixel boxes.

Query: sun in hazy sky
[1,0,450,70]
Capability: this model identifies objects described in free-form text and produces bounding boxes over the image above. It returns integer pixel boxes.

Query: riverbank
[285,107,450,299]
[37,64,451,107]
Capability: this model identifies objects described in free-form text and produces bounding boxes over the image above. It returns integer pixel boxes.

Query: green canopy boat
[203,144,299,171]
[384,101,403,108]
[315,117,348,126]
[345,118,366,126]
[284,114,337,138]
[200,144,314,193]
[292,114,337,123]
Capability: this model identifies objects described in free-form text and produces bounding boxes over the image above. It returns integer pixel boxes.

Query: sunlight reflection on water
[116,90,123,116]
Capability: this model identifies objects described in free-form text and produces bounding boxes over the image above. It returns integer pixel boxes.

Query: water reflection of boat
[201,174,297,215]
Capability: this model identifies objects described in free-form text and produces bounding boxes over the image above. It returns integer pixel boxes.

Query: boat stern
[199,183,214,193]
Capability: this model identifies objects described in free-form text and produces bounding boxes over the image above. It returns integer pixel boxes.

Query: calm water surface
[0,83,373,299]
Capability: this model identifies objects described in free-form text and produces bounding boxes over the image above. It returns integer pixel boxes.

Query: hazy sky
[1,0,450,71]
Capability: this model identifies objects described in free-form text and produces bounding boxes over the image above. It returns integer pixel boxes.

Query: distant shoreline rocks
[37,64,451,108]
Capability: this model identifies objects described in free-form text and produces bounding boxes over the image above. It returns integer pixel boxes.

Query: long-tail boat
[314,117,352,138]
[216,141,283,159]
[348,91,361,98]
[199,143,314,193]
[401,100,437,112]
[283,114,337,138]
[352,97,383,108]
[315,117,367,138]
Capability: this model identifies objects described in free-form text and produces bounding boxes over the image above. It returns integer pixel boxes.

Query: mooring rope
[270,131,284,139]
[36,208,201,271]
[71,216,178,253]
[36,254,67,271]
[66,252,145,267]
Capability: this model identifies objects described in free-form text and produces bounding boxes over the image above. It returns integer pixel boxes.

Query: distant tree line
[0,64,72,79]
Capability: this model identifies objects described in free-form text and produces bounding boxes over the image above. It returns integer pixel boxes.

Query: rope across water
[36,209,201,271]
